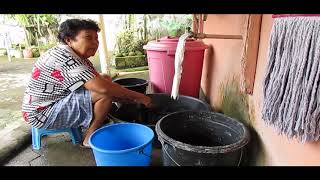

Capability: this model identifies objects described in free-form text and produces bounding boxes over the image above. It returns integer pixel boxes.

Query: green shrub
[32,48,40,57]
[114,29,147,58]
[135,51,143,55]
[128,52,135,56]
[114,55,146,69]
[115,29,135,55]
[115,53,123,57]
[114,57,126,69]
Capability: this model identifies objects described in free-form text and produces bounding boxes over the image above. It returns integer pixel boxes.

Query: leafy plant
[114,29,147,57]
[38,43,56,50]
[32,48,40,57]
[159,15,192,38]
[5,14,59,47]
[160,21,183,37]
[124,14,135,30]
[132,39,147,55]
[115,29,135,56]
[146,15,192,40]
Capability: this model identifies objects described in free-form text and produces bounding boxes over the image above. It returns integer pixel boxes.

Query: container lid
[143,36,209,52]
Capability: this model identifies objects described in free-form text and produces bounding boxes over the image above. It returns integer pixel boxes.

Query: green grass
[218,78,265,166]
[219,78,250,125]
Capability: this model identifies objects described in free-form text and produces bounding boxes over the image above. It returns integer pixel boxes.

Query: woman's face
[65,29,99,59]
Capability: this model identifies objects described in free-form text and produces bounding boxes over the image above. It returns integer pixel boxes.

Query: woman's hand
[100,73,112,82]
[138,95,153,108]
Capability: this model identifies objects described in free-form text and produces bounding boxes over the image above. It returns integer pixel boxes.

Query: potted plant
[160,16,192,38]
[23,46,33,58]
[147,15,192,40]
[38,43,55,56]
[32,47,40,58]
[5,15,60,59]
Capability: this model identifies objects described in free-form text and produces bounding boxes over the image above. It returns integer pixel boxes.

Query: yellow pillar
[97,15,110,74]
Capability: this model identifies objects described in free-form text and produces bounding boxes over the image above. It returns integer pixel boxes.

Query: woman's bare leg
[82,91,112,146]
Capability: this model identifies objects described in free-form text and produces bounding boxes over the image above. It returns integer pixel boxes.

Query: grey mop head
[262,16,320,143]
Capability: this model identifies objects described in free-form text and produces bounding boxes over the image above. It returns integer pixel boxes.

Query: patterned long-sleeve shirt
[22,44,98,128]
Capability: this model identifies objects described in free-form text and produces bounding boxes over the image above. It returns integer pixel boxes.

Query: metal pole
[195,33,243,40]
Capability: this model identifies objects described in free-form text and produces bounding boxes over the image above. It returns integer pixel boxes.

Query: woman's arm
[83,74,152,107]
[100,73,113,81]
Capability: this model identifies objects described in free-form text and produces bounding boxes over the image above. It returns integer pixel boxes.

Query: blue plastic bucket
[89,123,154,166]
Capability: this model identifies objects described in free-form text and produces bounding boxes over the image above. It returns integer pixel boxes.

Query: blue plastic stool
[32,127,82,150]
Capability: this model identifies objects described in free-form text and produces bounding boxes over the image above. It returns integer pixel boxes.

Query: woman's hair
[57,19,101,44]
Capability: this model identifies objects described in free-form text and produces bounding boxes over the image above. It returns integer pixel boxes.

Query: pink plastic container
[143,36,208,98]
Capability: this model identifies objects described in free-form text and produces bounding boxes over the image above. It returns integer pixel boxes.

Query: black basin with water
[155,111,250,166]
[108,93,212,148]
[113,78,148,94]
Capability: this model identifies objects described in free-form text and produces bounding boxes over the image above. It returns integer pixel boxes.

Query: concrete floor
[3,70,164,166]
[4,131,163,166]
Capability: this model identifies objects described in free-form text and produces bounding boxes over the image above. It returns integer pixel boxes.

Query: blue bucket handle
[138,147,152,158]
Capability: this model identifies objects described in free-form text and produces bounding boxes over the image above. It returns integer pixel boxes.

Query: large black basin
[108,93,212,148]
[113,78,148,94]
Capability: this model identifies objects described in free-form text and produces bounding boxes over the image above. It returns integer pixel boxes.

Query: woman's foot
[80,141,91,149]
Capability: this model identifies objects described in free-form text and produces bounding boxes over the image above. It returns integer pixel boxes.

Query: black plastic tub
[108,93,212,148]
[113,78,148,94]
[155,111,250,166]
